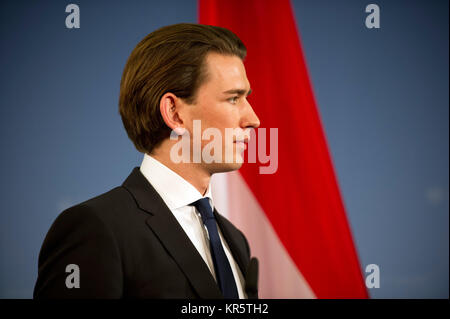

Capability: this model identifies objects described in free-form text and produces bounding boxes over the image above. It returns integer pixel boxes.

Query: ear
[159,92,185,135]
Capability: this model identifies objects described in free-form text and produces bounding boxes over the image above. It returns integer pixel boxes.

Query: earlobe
[173,127,186,135]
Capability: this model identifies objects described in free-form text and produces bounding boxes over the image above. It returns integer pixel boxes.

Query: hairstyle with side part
[119,23,247,154]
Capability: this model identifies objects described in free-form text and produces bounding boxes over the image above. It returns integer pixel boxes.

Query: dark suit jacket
[34,167,256,299]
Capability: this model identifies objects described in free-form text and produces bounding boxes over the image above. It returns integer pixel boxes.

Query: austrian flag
[201,0,369,298]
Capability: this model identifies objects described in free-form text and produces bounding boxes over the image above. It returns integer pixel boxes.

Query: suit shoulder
[51,186,137,231]
[35,188,126,298]
[39,186,136,267]
[78,186,133,210]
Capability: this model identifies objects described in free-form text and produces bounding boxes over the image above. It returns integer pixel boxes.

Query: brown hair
[119,23,247,154]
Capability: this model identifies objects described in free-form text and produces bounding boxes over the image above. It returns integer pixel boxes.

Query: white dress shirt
[140,154,246,298]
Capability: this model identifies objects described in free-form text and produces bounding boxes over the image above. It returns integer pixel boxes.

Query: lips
[234,139,248,150]
[233,136,249,144]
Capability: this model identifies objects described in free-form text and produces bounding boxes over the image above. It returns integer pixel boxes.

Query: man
[34,23,260,299]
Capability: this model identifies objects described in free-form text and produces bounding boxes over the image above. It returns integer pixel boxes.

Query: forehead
[203,52,249,90]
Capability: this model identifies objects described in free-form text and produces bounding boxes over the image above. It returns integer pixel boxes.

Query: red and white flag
[202,0,369,298]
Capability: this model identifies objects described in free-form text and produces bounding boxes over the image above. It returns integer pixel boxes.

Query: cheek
[207,105,239,128]
[200,110,237,150]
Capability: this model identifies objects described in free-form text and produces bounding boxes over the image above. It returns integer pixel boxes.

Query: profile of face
[180,52,261,174]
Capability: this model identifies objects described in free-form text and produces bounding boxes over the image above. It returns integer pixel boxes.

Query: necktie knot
[191,198,214,222]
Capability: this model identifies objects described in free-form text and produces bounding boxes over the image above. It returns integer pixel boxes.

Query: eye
[228,96,239,104]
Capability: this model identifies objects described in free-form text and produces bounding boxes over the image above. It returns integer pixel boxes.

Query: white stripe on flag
[212,171,316,298]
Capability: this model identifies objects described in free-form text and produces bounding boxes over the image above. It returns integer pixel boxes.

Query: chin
[207,161,243,174]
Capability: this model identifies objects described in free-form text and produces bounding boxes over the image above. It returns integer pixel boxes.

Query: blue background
[0,0,448,298]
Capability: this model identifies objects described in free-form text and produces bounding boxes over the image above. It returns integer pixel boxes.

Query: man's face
[181,52,260,173]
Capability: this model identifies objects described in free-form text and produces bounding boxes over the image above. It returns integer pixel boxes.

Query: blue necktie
[191,198,239,299]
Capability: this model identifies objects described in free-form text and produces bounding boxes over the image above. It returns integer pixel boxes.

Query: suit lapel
[122,167,223,299]
[214,210,249,278]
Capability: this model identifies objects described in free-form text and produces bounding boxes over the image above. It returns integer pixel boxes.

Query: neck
[150,146,211,196]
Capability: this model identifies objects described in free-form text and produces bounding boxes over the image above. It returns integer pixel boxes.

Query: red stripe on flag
[199,0,368,298]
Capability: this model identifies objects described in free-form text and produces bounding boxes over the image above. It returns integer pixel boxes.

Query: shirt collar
[139,154,214,211]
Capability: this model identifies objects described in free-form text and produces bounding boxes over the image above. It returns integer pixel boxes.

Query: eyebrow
[223,88,252,96]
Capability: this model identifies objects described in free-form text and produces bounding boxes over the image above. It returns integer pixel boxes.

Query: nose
[241,99,260,129]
